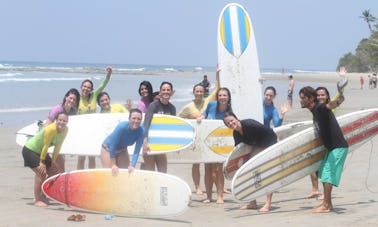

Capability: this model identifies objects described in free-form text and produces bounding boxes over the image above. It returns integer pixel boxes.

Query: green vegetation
[338,9,378,72]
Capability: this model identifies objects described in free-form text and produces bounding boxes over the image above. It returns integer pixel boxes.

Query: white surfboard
[42,169,191,217]
[16,113,195,156]
[231,109,378,202]
[223,120,313,179]
[217,3,263,121]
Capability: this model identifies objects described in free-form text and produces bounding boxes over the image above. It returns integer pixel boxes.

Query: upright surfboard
[231,109,378,202]
[42,169,191,217]
[16,113,195,156]
[217,3,263,121]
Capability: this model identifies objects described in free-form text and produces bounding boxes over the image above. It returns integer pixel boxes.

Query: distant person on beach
[142,81,176,173]
[43,88,80,171]
[77,66,112,170]
[299,86,348,213]
[97,91,128,113]
[360,76,364,89]
[287,75,295,107]
[223,111,277,212]
[197,86,232,204]
[22,112,68,207]
[372,73,377,89]
[263,86,288,128]
[200,75,211,97]
[100,108,144,176]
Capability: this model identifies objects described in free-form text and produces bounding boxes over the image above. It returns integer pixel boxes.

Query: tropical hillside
[338,9,378,72]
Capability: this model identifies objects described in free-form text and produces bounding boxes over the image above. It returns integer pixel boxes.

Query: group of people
[22,66,349,214]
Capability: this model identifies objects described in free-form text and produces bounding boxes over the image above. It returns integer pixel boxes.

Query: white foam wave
[0,106,51,113]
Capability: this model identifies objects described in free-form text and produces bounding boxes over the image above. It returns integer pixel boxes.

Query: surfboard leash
[64,172,71,207]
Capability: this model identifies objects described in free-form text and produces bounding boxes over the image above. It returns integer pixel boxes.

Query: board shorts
[318,147,348,187]
[22,146,52,168]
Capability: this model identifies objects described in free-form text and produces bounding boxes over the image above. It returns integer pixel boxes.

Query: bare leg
[192,163,203,195]
[155,154,167,173]
[88,156,96,169]
[31,167,48,207]
[259,193,273,212]
[307,173,321,198]
[143,155,156,171]
[77,156,85,170]
[100,148,111,168]
[116,151,130,169]
[313,182,333,213]
[203,163,213,203]
[56,154,65,172]
[215,163,224,204]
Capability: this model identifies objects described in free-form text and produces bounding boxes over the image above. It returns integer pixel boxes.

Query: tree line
[338,9,378,73]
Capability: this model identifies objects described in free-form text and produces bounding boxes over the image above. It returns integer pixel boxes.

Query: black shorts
[22,146,52,168]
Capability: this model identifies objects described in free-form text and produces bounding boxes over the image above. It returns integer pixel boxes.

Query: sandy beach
[1,73,378,226]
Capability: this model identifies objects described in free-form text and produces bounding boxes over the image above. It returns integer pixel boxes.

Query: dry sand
[1,73,378,226]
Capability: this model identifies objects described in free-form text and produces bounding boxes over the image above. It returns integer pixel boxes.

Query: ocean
[0,61,330,127]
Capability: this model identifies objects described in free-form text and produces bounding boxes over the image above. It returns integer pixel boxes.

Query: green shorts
[318,147,348,187]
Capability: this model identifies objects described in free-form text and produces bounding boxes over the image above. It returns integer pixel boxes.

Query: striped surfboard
[231,109,378,202]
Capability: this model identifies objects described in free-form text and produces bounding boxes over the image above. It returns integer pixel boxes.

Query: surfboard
[167,119,233,163]
[217,3,263,122]
[231,108,378,202]
[16,113,195,156]
[223,120,313,179]
[42,169,191,217]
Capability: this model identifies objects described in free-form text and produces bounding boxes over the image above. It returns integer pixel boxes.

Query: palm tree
[360,9,376,32]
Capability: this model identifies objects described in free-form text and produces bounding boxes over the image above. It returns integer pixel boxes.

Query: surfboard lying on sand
[42,169,191,217]
[16,113,195,156]
[231,108,378,202]
[217,3,263,121]
[223,120,313,179]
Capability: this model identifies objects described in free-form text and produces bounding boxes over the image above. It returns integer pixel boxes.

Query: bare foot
[34,200,48,207]
[312,204,332,213]
[317,195,324,200]
[216,198,224,204]
[306,191,321,199]
[223,188,231,194]
[196,188,203,195]
[259,204,271,213]
[202,199,211,204]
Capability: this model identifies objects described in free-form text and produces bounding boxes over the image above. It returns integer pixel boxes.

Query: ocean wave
[0,76,89,83]
[0,106,51,113]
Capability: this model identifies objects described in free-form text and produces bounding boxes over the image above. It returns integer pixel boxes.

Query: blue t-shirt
[203,101,227,120]
[103,121,145,167]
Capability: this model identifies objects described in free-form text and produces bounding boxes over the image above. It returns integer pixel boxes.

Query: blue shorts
[318,147,348,187]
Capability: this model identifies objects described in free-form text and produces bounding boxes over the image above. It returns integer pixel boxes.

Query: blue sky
[0,0,377,70]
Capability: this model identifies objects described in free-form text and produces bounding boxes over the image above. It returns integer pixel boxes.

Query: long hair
[222,111,238,125]
[62,88,80,114]
[315,87,330,104]
[264,86,277,96]
[138,81,154,103]
[299,86,316,100]
[81,79,94,100]
[216,87,232,113]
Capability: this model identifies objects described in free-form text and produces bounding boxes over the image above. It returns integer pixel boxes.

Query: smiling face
[98,94,111,111]
[64,93,77,109]
[193,85,204,101]
[140,85,149,98]
[316,89,329,104]
[159,83,173,102]
[223,115,239,130]
[81,80,93,97]
[56,113,69,132]
[264,89,275,105]
[128,111,142,130]
[217,89,229,105]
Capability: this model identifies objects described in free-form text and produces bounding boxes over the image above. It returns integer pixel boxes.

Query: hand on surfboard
[337,66,348,94]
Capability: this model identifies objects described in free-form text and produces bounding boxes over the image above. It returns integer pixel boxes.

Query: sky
[0,0,377,71]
